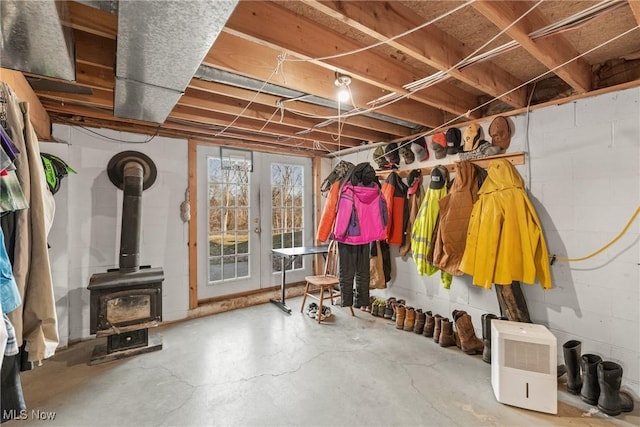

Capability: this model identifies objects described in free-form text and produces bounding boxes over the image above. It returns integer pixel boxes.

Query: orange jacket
[316,180,341,242]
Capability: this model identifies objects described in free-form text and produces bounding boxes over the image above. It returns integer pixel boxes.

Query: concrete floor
[9,298,639,426]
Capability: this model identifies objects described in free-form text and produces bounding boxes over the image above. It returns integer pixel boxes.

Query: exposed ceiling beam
[629,0,640,26]
[180,88,391,142]
[304,0,527,108]
[171,105,360,148]
[224,1,479,118]
[63,1,117,39]
[44,102,323,154]
[472,0,592,93]
[205,31,445,128]
[188,79,413,136]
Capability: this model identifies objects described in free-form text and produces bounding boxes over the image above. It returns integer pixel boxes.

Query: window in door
[206,155,251,282]
[271,163,304,272]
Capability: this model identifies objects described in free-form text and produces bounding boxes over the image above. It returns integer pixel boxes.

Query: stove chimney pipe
[119,160,144,272]
[107,151,158,273]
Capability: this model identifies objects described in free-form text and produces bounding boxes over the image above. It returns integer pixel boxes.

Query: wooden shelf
[375,151,525,180]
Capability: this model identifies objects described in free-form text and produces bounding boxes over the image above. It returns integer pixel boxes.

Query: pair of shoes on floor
[315,306,332,321]
[307,303,318,318]
[307,303,331,321]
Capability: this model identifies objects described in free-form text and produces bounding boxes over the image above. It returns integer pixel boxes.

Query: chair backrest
[323,240,339,277]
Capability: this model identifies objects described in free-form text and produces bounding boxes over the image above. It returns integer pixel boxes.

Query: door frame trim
[188,139,320,310]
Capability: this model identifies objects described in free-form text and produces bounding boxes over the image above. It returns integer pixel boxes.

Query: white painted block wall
[47,125,189,346]
[338,87,640,394]
[43,88,638,395]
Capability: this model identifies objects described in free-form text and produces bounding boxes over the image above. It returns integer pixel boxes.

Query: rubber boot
[422,311,434,337]
[395,305,406,329]
[563,340,582,395]
[597,361,634,416]
[403,307,416,331]
[413,309,426,334]
[481,313,498,363]
[438,318,456,347]
[454,313,484,355]
[580,354,602,406]
[433,315,443,343]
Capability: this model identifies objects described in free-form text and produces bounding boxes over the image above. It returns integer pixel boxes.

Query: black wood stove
[87,151,164,364]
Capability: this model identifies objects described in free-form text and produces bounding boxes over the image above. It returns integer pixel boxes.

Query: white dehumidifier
[491,320,557,414]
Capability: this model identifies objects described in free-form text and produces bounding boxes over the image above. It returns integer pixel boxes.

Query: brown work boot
[403,307,416,331]
[439,318,456,347]
[413,309,426,334]
[433,314,443,343]
[454,313,484,355]
[395,305,406,329]
[422,311,434,337]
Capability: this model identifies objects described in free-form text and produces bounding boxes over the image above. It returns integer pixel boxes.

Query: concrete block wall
[47,125,189,345]
[339,87,640,394]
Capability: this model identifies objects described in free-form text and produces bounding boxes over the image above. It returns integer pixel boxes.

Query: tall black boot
[481,313,498,364]
[579,354,602,405]
[562,340,582,394]
[597,361,634,416]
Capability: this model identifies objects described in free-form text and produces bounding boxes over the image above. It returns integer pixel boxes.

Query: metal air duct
[0,0,75,81]
[114,0,239,124]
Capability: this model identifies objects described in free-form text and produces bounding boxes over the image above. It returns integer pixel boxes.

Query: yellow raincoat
[459,159,552,289]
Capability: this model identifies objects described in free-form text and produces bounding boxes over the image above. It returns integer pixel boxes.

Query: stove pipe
[106,150,158,273]
[119,160,144,272]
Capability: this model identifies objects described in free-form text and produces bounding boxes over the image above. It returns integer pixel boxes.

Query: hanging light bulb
[337,87,350,103]
[334,72,352,103]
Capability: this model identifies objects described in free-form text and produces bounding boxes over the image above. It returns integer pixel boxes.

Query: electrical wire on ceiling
[282,0,475,63]
[335,22,640,160]
[403,0,543,94]
[209,0,638,152]
[283,0,544,123]
[56,110,161,144]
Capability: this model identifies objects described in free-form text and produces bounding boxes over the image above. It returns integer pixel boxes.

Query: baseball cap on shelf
[373,146,386,169]
[429,165,449,189]
[406,169,422,195]
[488,116,511,150]
[399,141,415,165]
[446,128,462,154]
[430,132,447,159]
[410,137,430,162]
[384,142,400,167]
[462,123,482,152]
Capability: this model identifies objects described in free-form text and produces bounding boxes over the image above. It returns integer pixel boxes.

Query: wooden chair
[300,240,354,323]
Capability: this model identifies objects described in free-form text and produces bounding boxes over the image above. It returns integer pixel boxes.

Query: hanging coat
[433,161,479,276]
[411,185,452,288]
[459,159,552,289]
[399,171,422,256]
[381,172,408,246]
[2,83,59,362]
[333,163,387,245]
[317,180,340,242]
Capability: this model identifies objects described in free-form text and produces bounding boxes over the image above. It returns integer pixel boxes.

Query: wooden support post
[0,68,52,141]
[494,281,531,323]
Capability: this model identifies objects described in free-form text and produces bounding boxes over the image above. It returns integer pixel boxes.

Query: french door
[196,146,313,300]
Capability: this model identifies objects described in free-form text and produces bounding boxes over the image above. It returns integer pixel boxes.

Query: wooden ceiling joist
[472,0,592,94]
[224,1,479,118]
[187,79,414,137]
[304,0,528,108]
[205,32,445,128]
[629,0,640,26]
